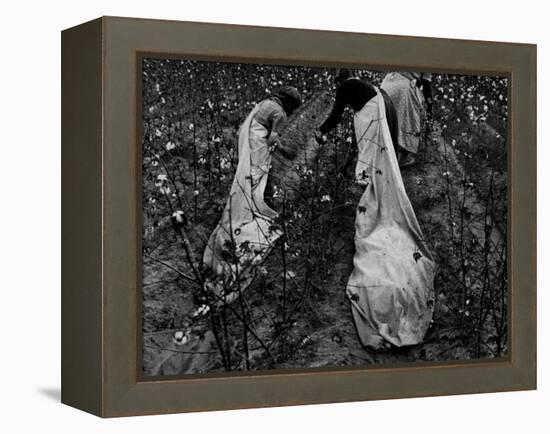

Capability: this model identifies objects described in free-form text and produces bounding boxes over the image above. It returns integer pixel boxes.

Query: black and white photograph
[140,57,508,376]
[1,0,546,427]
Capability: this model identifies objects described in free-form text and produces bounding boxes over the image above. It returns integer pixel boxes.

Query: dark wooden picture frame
[61,16,536,417]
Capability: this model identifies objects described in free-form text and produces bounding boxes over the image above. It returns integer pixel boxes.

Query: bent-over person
[380,71,433,167]
[316,69,435,350]
[203,86,302,304]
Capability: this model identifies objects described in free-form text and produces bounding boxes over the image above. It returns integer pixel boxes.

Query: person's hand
[267,134,281,152]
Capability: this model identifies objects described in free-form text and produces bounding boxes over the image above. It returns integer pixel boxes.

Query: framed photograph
[61,16,536,417]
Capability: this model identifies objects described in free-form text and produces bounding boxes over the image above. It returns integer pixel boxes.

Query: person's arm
[267,107,297,160]
[318,86,346,135]
[420,74,433,115]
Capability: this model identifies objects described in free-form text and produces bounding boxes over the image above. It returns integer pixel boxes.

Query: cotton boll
[173,330,190,346]
[172,210,185,224]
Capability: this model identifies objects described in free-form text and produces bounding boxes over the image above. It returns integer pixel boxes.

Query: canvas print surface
[140,58,508,376]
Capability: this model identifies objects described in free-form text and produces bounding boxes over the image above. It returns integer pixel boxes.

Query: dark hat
[272,86,302,115]
[273,86,302,106]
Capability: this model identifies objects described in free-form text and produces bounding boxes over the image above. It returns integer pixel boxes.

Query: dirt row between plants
[143,91,335,375]
[143,94,505,376]
[270,120,506,368]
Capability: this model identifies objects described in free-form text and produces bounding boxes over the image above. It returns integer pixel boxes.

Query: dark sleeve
[421,78,432,103]
[420,73,432,103]
[269,106,287,134]
[319,86,347,134]
[381,90,400,149]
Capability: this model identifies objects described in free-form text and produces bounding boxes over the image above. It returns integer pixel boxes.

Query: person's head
[335,68,352,86]
[272,86,302,116]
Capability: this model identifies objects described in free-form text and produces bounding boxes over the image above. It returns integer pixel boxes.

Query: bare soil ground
[142,89,507,376]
